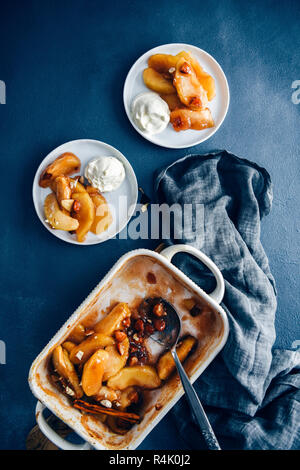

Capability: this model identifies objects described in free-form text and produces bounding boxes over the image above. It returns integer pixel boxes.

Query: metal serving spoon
[151,298,221,450]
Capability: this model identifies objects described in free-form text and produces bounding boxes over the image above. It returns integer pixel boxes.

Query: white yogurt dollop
[84,156,125,192]
[131,92,170,134]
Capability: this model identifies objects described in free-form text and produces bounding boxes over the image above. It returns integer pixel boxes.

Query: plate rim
[123,42,230,149]
[32,138,138,246]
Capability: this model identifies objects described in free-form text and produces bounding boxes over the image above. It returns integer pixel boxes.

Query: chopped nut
[128,356,138,367]
[100,399,112,408]
[85,328,95,336]
[114,330,127,342]
[73,200,81,213]
[122,317,131,328]
[153,303,166,317]
[145,323,155,335]
[117,341,127,356]
[132,333,143,343]
[75,350,84,361]
[134,319,144,333]
[65,386,75,397]
[180,62,191,74]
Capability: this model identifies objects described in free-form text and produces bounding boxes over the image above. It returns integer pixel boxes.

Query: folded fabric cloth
[155,150,300,450]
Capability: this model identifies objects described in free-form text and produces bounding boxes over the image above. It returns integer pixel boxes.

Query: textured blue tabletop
[0,0,299,450]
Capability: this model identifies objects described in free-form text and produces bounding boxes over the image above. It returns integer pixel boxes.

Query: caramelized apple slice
[39,153,81,188]
[170,108,214,132]
[71,192,95,242]
[107,365,161,390]
[51,176,72,207]
[81,349,109,396]
[44,193,79,231]
[62,341,76,354]
[160,93,184,111]
[69,177,86,194]
[70,333,114,364]
[143,67,175,94]
[157,336,197,380]
[52,345,83,398]
[174,57,208,110]
[177,51,216,101]
[94,303,131,335]
[68,323,86,344]
[102,337,130,381]
[89,192,113,235]
[148,54,178,74]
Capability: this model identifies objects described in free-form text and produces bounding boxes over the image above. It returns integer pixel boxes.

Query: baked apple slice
[94,303,131,336]
[70,333,114,364]
[69,177,86,194]
[177,51,216,101]
[89,192,113,235]
[157,336,197,380]
[107,365,161,390]
[52,345,83,398]
[67,323,86,343]
[81,349,109,396]
[170,108,214,132]
[143,67,175,94]
[44,193,79,231]
[174,57,208,110]
[39,152,81,188]
[148,54,178,74]
[102,337,130,381]
[51,176,72,207]
[71,192,95,242]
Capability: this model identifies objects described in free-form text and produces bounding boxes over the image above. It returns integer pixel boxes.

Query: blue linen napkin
[154,150,300,450]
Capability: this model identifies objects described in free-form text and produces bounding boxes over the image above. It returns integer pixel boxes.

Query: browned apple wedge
[44,193,79,231]
[81,349,109,396]
[143,67,175,94]
[39,153,81,188]
[51,176,72,207]
[52,345,83,398]
[69,177,86,194]
[148,54,178,74]
[177,51,216,101]
[107,365,161,390]
[102,337,130,381]
[170,108,214,132]
[70,333,115,364]
[157,336,197,380]
[71,192,95,242]
[89,192,113,235]
[174,57,208,110]
[94,303,131,335]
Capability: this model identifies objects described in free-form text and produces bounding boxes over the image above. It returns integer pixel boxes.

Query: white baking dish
[29,244,229,450]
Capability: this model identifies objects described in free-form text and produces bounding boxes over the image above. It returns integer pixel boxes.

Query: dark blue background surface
[0,0,299,450]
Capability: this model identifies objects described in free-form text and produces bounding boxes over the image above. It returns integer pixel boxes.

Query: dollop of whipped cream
[131,92,170,134]
[84,156,125,192]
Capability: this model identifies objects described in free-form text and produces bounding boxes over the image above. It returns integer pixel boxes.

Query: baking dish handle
[35,401,91,450]
[160,244,225,304]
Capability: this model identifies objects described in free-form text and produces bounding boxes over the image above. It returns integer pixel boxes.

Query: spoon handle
[171,350,221,450]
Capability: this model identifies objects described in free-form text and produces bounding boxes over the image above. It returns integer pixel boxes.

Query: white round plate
[32,139,138,245]
[123,43,230,149]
